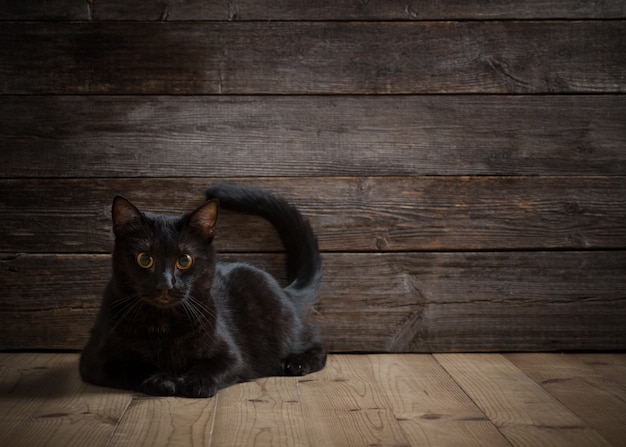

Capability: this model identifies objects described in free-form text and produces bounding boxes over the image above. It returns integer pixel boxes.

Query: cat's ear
[186,200,219,242]
[112,196,144,236]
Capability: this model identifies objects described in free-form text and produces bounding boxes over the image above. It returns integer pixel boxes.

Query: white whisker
[109,292,145,333]
[182,295,215,339]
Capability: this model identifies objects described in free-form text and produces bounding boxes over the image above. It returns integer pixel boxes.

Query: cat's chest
[146,318,172,336]
[111,321,187,364]
[138,331,194,370]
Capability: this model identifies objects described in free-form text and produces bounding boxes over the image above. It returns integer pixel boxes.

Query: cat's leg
[179,345,242,398]
[80,347,163,393]
[282,343,327,376]
[98,357,180,396]
[180,364,240,398]
[138,372,181,396]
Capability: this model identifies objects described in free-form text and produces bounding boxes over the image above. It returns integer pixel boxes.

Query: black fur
[79,185,326,398]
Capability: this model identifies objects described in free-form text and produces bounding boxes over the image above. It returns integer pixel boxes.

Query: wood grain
[2,176,625,253]
[506,354,626,447]
[2,22,624,94]
[2,0,625,356]
[2,95,625,178]
[109,395,217,446]
[2,0,625,21]
[2,353,625,447]
[368,354,510,446]
[0,353,133,447]
[435,354,612,447]
[298,355,411,446]
[2,252,624,351]
[210,378,308,447]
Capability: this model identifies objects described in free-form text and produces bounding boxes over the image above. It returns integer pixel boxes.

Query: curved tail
[205,184,322,306]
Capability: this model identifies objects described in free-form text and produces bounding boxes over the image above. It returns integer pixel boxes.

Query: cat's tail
[205,184,322,308]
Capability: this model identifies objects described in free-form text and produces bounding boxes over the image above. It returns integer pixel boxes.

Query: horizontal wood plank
[1,251,624,352]
[1,177,625,253]
[1,0,624,361]
[1,22,624,94]
[2,0,625,21]
[2,95,625,178]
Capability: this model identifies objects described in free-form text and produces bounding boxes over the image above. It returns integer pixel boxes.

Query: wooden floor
[1,354,625,446]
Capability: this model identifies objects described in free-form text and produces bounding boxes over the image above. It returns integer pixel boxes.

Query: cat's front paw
[139,372,180,396]
[282,345,327,376]
[179,375,218,398]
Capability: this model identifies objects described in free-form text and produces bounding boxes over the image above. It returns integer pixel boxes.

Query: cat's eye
[136,252,154,269]
[176,254,193,270]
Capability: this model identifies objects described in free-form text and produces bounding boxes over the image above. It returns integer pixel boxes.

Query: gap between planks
[1,353,625,447]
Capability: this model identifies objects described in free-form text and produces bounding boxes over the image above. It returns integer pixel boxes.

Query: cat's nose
[157,272,175,291]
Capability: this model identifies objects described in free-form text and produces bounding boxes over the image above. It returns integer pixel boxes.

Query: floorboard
[506,354,626,447]
[0,353,132,447]
[109,395,217,446]
[211,377,307,447]
[435,354,611,447]
[299,355,410,447]
[1,353,624,447]
[368,354,509,446]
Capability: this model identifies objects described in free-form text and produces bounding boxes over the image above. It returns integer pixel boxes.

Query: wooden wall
[1,1,625,352]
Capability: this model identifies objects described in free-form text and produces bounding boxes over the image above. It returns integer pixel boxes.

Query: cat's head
[110,196,218,310]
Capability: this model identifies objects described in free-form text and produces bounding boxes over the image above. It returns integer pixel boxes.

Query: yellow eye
[176,254,193,270]
[136,252,154,269]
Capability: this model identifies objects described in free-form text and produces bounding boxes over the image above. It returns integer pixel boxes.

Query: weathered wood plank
[108,394,217,446]
[435,354,612,446]
[368,354,510,446]
[319,251,626,352]
[506,354,626,447]
[1,22,624,94]
[0,353,133,447]
[298,355,411,446]
[1,252,624,351]
[2,95,625,178]
[1,177,625,253]
[2,0,625,21]
[210,377,309,447]
[2,354,625,447]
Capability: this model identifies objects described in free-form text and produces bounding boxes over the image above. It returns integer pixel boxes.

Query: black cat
[79,184,326,398]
